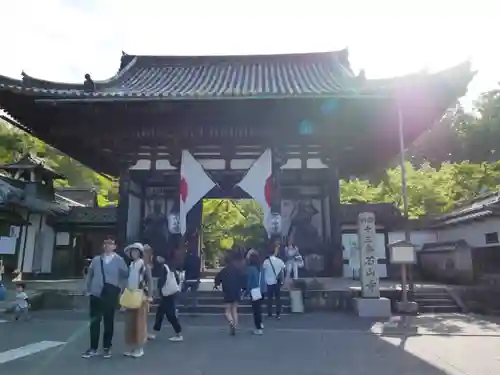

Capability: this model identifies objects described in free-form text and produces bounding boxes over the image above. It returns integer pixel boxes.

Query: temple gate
[0,50,474,276]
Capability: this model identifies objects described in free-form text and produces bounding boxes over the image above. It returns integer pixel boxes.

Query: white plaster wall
[40,216,55,273]
[340,228,434,279]
[436,218,500,247]
[342,232,388,278]
[18,213,41,273]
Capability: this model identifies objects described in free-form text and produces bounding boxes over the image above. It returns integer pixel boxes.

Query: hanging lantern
[268,213,282,235]
[167,213,180,234]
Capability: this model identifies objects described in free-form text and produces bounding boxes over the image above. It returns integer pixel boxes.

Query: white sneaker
[131,348,144,358]
[169,335,183,342]
[123,351,133,357]
[147,333,156,340]
[253,329,264,335]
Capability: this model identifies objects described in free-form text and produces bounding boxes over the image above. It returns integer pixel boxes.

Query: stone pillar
[357,212,380,298]
[354,212,390,317]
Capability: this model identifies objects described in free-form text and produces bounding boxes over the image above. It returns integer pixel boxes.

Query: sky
[0,0,498,105]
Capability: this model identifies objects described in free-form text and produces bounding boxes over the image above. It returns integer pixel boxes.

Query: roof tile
[0,50,358,99]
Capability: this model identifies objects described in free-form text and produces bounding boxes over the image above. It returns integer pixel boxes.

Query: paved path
[0,312,499,374]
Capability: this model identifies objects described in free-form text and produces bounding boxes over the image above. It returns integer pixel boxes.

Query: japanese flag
[180,150,216,235]
[236,148,273,237]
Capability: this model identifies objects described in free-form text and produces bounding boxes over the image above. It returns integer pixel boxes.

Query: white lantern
[168,213,181,234]
[268,213,282,235]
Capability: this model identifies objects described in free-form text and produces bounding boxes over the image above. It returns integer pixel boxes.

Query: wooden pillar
[271,147,286,253]
[322,156,342,276]
[168,148,183,263]
[117,166,130,250]
[329,166,342,276]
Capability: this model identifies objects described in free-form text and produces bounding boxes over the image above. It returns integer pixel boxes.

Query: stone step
[416,299,457,307]
[151,304,292,315]
[415,293,451,299]
[175,297,290,306]
[419,305,460,313]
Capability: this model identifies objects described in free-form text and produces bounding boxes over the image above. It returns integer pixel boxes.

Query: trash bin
[290,289,304,313]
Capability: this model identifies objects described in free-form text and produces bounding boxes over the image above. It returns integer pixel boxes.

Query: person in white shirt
[262,250,285,319]
[285,242,300,280]
[14,283,30,321]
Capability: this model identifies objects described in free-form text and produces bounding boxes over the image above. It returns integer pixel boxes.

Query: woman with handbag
[150,255,183,341]
[246,253,265,335]
[122,243,151,358]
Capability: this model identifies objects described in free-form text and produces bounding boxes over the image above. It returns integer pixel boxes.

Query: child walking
[214,254,246,335]
[14,283,30,321]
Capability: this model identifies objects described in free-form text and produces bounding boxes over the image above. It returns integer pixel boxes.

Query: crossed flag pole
[178,149,273,238]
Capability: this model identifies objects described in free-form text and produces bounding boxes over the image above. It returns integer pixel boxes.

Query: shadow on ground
[0,316,468,375]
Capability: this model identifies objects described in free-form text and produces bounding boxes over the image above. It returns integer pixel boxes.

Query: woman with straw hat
[122,242,152,358]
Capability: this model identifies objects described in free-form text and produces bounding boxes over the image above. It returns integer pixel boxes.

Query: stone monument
[353,212,391,317]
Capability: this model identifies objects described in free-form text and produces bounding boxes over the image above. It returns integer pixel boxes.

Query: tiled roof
[0,175,70,214]
[0,154,65,180]
[54,206,117,225]
[430,192,500,228]
[55,188,98,207]
[0,50,365,99]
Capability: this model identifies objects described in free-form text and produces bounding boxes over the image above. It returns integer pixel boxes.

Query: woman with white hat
[123,242,152,358]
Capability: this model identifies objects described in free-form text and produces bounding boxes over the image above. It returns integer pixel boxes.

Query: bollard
[290,289,304,313]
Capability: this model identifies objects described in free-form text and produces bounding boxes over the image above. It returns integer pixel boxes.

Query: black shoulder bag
[269,257,283,286]
[100,257,121,301]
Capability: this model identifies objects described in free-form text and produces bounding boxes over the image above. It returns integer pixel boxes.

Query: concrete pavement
[0,312,499,374]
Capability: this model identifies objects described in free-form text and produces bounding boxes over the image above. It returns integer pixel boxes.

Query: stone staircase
[152,290,291,315]
[413,287,461,313]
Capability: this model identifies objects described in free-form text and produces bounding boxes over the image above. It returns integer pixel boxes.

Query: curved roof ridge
[0,56,139,90]
[121,48,353,71]
[0,73,24,87]
[121,48,349,60]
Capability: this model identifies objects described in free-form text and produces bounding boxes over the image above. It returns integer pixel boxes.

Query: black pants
[89,295,117,350]
[266,283,282,317]
[153,295,182,334]
[251,299,263,329]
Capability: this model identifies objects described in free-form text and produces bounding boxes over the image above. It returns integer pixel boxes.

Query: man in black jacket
[181,249,201,314]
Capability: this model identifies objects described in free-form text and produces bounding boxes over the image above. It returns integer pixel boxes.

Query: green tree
[201,199,265,263]
[0,118,117,205]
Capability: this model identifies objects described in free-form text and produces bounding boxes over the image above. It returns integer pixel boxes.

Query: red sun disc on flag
[264,176,272,208]
[180,176,188,202]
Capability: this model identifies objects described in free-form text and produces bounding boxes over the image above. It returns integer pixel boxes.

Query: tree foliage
[341,161,500,218]
[201,199,266,263]
[0,119,118,205]
[341,84,500,217]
